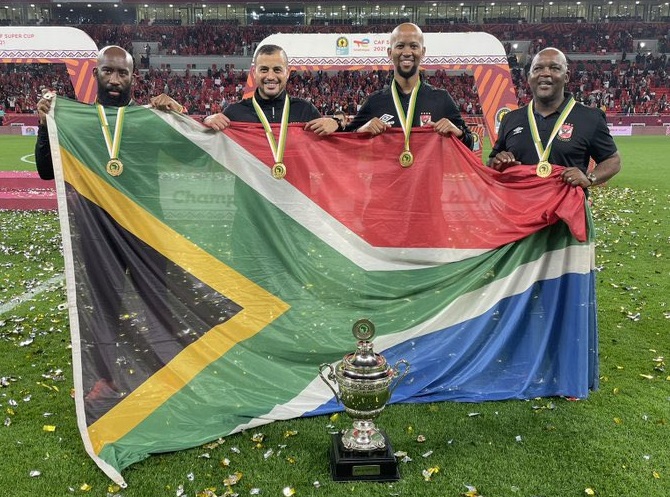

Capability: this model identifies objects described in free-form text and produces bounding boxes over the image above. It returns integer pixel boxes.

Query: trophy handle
[389,359,410,398]
[318,363,342,404]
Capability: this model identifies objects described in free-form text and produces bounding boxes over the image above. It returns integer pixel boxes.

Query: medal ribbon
[96,103,126,161]
[391,79,421,154]
[252,94,290,165]
[527,96,576,163]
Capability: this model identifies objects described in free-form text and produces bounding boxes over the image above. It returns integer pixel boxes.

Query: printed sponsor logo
[352,38,372,52]
[495,107,511,133]
[471,132,481,152]
[379,113,395,125]
[336,37,349,56]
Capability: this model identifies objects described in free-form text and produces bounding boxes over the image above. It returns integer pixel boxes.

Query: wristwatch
[586,171,597,185]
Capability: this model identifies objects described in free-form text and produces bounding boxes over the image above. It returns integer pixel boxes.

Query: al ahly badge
[558,123,573,140]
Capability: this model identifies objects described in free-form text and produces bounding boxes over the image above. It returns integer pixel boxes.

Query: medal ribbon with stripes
[252,94,290,179]
[96,103,126,177]
[527,96,576,177]
[391,79,420,168]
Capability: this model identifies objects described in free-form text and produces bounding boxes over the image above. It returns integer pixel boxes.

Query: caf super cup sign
[319,319,409,481]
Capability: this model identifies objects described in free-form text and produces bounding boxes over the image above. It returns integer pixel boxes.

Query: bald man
[488,47,621,189]
[345,23,473,150]
[35,45,181,179]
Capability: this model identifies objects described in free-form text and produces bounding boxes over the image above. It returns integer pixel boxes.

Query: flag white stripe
[231,241,594,432]
[155,111,491,271]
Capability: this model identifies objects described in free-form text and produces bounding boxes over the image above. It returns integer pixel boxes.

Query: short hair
[254,44,288,66]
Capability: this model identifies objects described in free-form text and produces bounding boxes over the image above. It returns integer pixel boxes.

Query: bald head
[97,45,134,70]
[531,47,567,71]
[390,23,424,47]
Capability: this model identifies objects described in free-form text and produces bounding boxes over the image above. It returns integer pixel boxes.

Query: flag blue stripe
[308,271,597,415]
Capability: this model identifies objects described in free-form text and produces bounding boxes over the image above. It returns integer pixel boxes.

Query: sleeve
[589,109,618,163]
[488,113,511,159]
[223,101,256,123]
[35,124,55,180]
[344,96,375,132]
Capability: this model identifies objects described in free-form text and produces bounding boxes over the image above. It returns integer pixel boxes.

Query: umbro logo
[380,113,395,125]
[512,126,524,135]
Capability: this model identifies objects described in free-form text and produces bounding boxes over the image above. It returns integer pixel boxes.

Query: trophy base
[329,432,400,482]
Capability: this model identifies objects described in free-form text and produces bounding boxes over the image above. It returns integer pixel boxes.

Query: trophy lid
[339,319,390,379]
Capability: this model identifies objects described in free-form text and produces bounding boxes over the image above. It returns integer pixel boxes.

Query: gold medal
[253,95,290,181]
[391,80,420,170]
[536,160,552,178]
[97,104,126,178]
[106,158,124,177]
[272,162,286,179]
[528,97,576,179]
[399,150,414,168]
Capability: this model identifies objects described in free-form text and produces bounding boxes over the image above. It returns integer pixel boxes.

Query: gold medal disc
[272,162,287,179]
[536,160,552,178]
[399,150,414,168]
[106,158,124,177]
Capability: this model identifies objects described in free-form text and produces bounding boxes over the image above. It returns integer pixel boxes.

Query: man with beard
[487,47,621,189]
[200,44,341,135]
[34,45,182,178]
[344,23,474,150]
[33,45,186,422]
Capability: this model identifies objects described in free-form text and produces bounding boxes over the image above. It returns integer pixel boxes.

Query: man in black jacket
[345,23,474,151]
[34,45,182,179]
[33,45,186,423]
[201,44,340,134]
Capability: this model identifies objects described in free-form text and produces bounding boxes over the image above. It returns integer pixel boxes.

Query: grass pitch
[0,135,37,171]
[0,134,668,497]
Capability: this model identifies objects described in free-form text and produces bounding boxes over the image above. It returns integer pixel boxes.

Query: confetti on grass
[462,484,482,496]
[422,466,439,481]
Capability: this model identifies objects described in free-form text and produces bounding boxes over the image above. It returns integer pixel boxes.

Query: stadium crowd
[1,22,669,117]
[69,20,670,57]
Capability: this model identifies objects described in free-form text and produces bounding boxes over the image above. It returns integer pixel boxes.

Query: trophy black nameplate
[329,432,400,482]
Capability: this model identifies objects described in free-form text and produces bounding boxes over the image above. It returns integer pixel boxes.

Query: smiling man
[344,22,473,151]
[487,47,621,189]
[202,44,339,136]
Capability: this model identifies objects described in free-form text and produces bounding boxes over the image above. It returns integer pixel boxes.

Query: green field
[0,134,669,496]
[0,135,38,171]
[2,133,669,174]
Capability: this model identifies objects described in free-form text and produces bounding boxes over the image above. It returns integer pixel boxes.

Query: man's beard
[395,64,418,80]
[97,86,132,107]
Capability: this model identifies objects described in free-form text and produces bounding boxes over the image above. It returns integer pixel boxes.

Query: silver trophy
[319,319,409,458]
